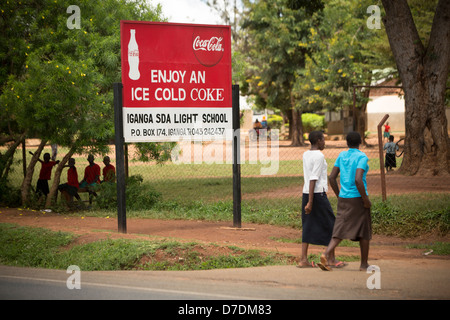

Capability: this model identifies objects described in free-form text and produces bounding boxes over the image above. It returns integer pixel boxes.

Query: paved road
[1,259,449,301]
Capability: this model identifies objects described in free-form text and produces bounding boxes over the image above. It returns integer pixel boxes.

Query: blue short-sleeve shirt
[334,148,369,198]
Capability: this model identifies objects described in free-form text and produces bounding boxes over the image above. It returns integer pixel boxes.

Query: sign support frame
[114,83,240,232]
[118,21,234,232]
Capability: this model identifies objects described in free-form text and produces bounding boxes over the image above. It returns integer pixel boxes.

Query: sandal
[330,261,347,268]
[317,254,332,271]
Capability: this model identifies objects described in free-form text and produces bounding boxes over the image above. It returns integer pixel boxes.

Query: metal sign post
[232,84,241,228]
[114,82,127,233]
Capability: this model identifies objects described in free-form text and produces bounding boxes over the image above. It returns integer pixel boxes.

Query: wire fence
[5,131,449,211]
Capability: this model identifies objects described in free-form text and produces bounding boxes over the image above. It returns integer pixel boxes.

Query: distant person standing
[318,132,372,271]
[383,122,391,141]
[298,131,344,268]
[30,151,59,203]
[253,119,262,129]
[51,144,58,161]
[384,135,399,172]
[261,116,268,129]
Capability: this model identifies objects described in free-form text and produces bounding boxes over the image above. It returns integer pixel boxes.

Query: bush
[0,179,21,207]
[371,198,450,237]
[96,174,161,210]
[267,114,283,130]
[275,113,325,132]
[302,113,325,132]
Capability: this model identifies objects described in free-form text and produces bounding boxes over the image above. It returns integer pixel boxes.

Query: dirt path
[1,208,448,263]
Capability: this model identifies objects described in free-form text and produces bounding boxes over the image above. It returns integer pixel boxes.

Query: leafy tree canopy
[0,0,164,154]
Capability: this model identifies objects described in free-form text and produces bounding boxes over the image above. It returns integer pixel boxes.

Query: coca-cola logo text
[192,29,225,67]
[129,50,139,57]
[193,36,224,52]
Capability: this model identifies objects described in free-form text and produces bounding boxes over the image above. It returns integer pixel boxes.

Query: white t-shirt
[302,150,328,194]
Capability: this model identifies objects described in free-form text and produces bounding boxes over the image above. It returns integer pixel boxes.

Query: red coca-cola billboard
[120,21,232,142]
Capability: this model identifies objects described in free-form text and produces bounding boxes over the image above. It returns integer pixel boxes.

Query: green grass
[370,193,450,237]
[0,223,75,268]
[0,223,296,271]
[137,242,294,271]
[150,175,302,202]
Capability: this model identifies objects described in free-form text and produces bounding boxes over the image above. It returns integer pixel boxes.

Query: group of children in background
[33,152,116,208]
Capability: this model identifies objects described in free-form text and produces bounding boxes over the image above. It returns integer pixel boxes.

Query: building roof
[369,78,404,97]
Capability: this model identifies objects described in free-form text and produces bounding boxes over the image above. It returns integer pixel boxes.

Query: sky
[153,0,223,25]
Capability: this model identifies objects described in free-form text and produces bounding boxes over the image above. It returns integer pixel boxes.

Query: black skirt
[301,193,335,246]
[385,153,396,168]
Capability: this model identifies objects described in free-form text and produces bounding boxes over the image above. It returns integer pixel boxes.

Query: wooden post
[377,114,389,201]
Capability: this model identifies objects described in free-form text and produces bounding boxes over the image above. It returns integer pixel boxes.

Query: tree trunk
[291,108,301,146]
[355,87,370,146]
[0,133,26,182]
[381,0,450,176]
[286,109,293,140]
[21,139,47,205]
[280,111,288,139]
[290,92,304,146]
[45,147,77,208]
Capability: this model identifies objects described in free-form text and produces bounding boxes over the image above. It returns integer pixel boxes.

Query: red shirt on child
[84,164,101,184]
[67,167,79,188]
[39,161,57,180]
[103,164,116,182]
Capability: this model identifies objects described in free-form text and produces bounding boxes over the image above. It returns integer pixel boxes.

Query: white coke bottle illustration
[128,29,140,80]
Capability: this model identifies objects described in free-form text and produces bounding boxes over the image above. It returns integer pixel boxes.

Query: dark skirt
[301,193,335,246]
[332,197,372,241]
[385,153,396,168]
[36,179,49,195]
[58,183,79,197]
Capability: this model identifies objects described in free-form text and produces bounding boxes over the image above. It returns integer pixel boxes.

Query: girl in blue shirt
[318,132,372,271]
